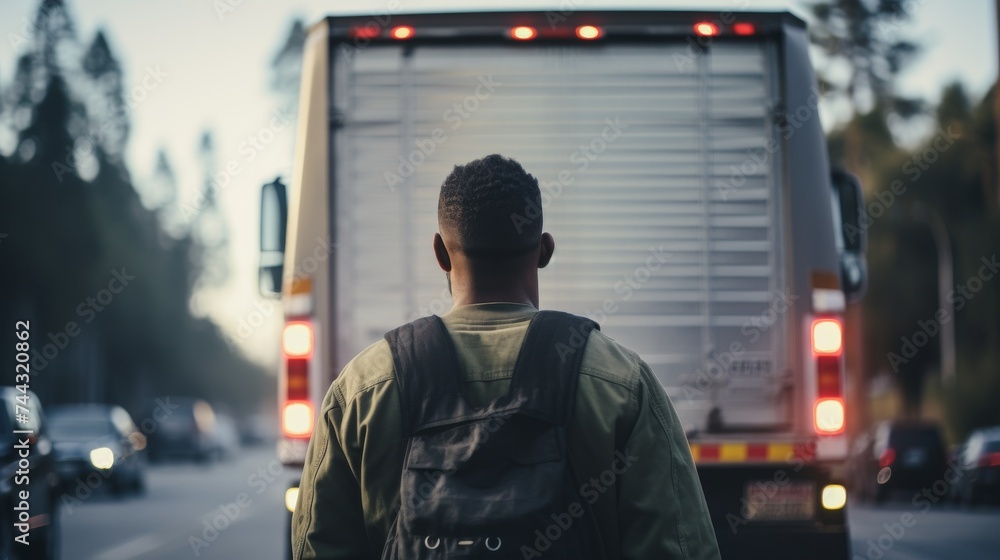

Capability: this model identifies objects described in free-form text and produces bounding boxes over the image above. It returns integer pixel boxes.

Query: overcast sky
[1,0,995,368]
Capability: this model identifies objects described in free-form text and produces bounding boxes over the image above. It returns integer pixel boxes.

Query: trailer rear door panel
[332,40,790,432]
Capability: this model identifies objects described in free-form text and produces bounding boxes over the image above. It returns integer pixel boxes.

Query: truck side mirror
[259,177,288,298]
[830,168,867,302]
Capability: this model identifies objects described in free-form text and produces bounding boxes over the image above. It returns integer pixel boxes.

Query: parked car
[48,404,146,496]
[211,412,241,460]
[954,426,1000,505]
[0,387,62,559]
[850,420,948,503]
[143,397,218,462]
[239,412,277,446]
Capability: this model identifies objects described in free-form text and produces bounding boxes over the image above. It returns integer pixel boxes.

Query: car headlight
[285,487,299,512]
[90,447,115,470]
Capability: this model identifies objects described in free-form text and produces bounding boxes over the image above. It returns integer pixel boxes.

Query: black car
[0,387,61,559]
[954,427,1000,505]
[48,404,146,496]
[850,420,948,503]
[143,397,219,462]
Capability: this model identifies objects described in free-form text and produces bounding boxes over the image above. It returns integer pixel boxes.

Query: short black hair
[438,154,542,258]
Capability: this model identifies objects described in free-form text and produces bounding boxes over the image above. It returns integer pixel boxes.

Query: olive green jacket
[292,303,720,559]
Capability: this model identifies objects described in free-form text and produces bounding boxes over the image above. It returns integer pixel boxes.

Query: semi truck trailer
[259,9,868,559]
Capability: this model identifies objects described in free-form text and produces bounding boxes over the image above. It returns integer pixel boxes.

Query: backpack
[381,310,600,559]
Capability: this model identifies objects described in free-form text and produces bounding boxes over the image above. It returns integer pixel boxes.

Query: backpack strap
[506,311,599,426]
[385,311,600,435]
[385,316,476,436]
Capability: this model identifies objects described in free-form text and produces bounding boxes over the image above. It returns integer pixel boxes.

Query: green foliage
[835,83,1000,436]
[810,0,999,436]
[807,0,922,117]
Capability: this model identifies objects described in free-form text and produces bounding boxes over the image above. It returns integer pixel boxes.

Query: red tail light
[811,316,845,435]
[816,355,842,398]
[979,452,1000,468]
[814,398,845,435]
[732,22,756,35]
[812,318,843,356]
[351,25,380,39]
[286,358,309,401]
[282,321,314,358]
[282,401,314,438]
[282,320,314,439]
[879,448,896,469]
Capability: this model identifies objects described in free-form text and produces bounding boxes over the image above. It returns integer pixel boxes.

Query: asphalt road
[849,500,1000,560]
[60,446,294,560]
[58,448,1000,560]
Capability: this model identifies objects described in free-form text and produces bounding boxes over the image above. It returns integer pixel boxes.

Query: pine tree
[81,30,128,160]
[15,0,85,131]
[191,130,230,287]
[0,0,269,412]
[808,0,921,118]
[270,19,306,111]
[149,148,188,238]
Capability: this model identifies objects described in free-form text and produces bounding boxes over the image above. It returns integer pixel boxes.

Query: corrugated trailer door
[333,40,789,432]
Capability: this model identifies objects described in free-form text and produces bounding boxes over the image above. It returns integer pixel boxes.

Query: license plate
[744,481,815,521]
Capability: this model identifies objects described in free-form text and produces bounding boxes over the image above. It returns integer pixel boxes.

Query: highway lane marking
[89,503,265,560]
[92,534,163,560]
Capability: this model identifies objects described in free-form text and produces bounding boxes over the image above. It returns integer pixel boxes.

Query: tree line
[0,0,274,416]
[810,0,1000,438]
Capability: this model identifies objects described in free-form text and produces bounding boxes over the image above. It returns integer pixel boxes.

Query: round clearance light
[694,22,719,37]
[510,26,537,40]
[390,26,414,40]
[576,25,602,40]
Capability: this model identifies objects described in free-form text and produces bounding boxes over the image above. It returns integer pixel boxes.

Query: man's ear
[433,233,452,272]
[538,232,555,269]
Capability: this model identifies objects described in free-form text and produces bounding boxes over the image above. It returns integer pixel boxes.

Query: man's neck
[450,291,536,308]
[447,273,539,309]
